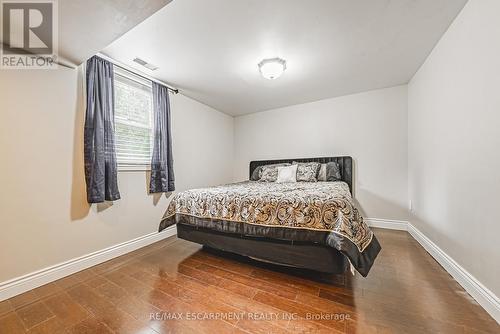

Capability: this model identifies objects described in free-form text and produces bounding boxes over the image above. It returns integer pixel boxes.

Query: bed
[159,157,381,276]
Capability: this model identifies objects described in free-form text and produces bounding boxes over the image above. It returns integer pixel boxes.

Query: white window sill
[118,164,151,172]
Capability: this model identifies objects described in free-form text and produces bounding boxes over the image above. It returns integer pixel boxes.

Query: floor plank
[0,229,498,333]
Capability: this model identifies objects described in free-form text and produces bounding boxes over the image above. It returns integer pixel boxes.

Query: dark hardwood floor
[0,228,498,333]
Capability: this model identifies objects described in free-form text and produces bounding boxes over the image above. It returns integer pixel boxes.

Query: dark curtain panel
[150,82,175,193]
[84,56,121,203]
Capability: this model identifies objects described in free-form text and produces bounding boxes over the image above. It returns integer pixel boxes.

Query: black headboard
[249,156,353,193]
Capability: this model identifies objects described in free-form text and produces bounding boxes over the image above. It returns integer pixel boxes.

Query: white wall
[0,67,234,282]
[234,86,408,221]
[408,0,500,296]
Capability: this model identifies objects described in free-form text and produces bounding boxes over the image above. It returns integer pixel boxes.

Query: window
[114,67,153,169]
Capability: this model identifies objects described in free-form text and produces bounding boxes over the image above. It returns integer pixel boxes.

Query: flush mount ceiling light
[258,57,286,80]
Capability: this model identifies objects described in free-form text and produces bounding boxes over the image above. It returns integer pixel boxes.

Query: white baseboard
[0,225,177,302]
[367,218,499,323]
[365,218,408,231]
[407,223,499,324]
[1,220,498,324]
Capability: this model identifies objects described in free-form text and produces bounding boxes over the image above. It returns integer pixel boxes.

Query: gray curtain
[150,82,175,193]
[84,56,120,203]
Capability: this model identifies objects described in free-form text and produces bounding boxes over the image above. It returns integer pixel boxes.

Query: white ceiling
[0,0,172,66]
[60,0,173,65]
[103,0,467,116]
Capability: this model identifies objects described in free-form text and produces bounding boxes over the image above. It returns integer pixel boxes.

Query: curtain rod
[96,53,179,94]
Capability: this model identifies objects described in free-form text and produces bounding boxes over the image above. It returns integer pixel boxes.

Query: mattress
[159,181,381,276]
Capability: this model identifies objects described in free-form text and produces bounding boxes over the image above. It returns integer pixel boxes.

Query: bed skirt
[160,214,381,276]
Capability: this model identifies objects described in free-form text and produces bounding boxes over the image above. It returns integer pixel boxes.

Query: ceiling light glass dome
[258,58,287,80]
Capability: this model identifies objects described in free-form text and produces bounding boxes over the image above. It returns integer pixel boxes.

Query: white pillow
[276,165,298,183]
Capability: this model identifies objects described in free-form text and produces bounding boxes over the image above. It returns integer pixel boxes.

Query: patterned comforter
[159,181,380,276]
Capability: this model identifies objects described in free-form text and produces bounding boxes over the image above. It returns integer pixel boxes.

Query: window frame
[113,67,154,172]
